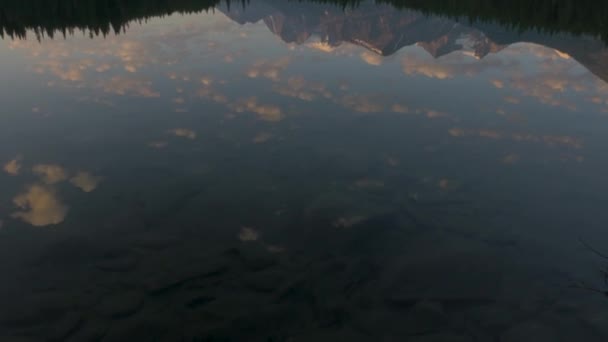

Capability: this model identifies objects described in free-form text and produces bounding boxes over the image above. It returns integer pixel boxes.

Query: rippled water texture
[1,1,608,341]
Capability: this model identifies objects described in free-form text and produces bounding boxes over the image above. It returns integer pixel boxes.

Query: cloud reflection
[391,104,410,113]
[360,51,383,66]
[401,49,505,79]
[100,76,160,98]
[32,164,69,184]
[238,227,259,242]
[338,95,385,113]
[169,128,197,140]
[12,185,69,227]
[70,172,103,192]
[502,154,520,164]
[273,76,332,101]
[148,141,168,149]
[253,132,273,143]
[449,127,583,149]
[232,97,284,122]
[4,158,22,175]
[246,57,291,82]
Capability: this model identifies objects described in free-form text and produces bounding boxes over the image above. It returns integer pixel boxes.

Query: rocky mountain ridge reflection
[218,0,608,84]
[3,0,608,84]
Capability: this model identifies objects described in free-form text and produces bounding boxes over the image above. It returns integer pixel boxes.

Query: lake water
[1,1,608,341]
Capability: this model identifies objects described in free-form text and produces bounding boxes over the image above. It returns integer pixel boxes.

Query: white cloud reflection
[12,185,68,227]
[70,172,103,192]
[4,158,22,175]
[169,128,197,140]
[232,97,284,122]
[360,51,383,66]
[246,57,291,82]
[32,164,69,184]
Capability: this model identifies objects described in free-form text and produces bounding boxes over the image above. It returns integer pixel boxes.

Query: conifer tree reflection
[0,0,606,42]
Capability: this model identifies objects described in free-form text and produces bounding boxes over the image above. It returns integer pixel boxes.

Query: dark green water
[1,1,608,341]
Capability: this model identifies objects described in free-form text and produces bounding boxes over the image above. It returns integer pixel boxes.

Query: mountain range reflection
[2,0,607,40]
[218,1,608,84]
[3,0,608,84]
[5,4,600,228]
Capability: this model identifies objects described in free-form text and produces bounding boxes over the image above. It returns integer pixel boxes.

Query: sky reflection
[2,7,608,228]
[1,2,608,341]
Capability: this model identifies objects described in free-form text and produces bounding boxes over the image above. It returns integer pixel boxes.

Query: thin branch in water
[569,281,608,297]
[572,238,608,297]
[579,237,608,259]
[601,268,608,286]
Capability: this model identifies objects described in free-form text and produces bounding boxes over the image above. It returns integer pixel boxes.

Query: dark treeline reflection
[1,0,608,42]
[0,0,224,39]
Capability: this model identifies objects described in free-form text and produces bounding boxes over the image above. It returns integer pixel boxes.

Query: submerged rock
[235,243,278,271]
[538,311,605,342]
[0,291,79,327]
[242,269,285,293]
[197,292,272,320]
[464,304,519,333]
[101,317,170,342]
[96,291,144,318]
[0,305,48,327]
[305,191,390,226]
[46,312,83,342]
[288,328,368,342]
[184,295,216,310]
[0,337,44,342]
[143,257,229,295]
[582,307,608,338]
[35,237,129,267]
[410,332,473,342]
[500,321,557,342]
[401,300,450,335]
[383,238,502,307]
[96,256,138,272]
[131,234,180,251]
[66,318,108,342]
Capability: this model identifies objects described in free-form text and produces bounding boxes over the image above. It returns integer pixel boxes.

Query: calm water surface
[1,1,608,341]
